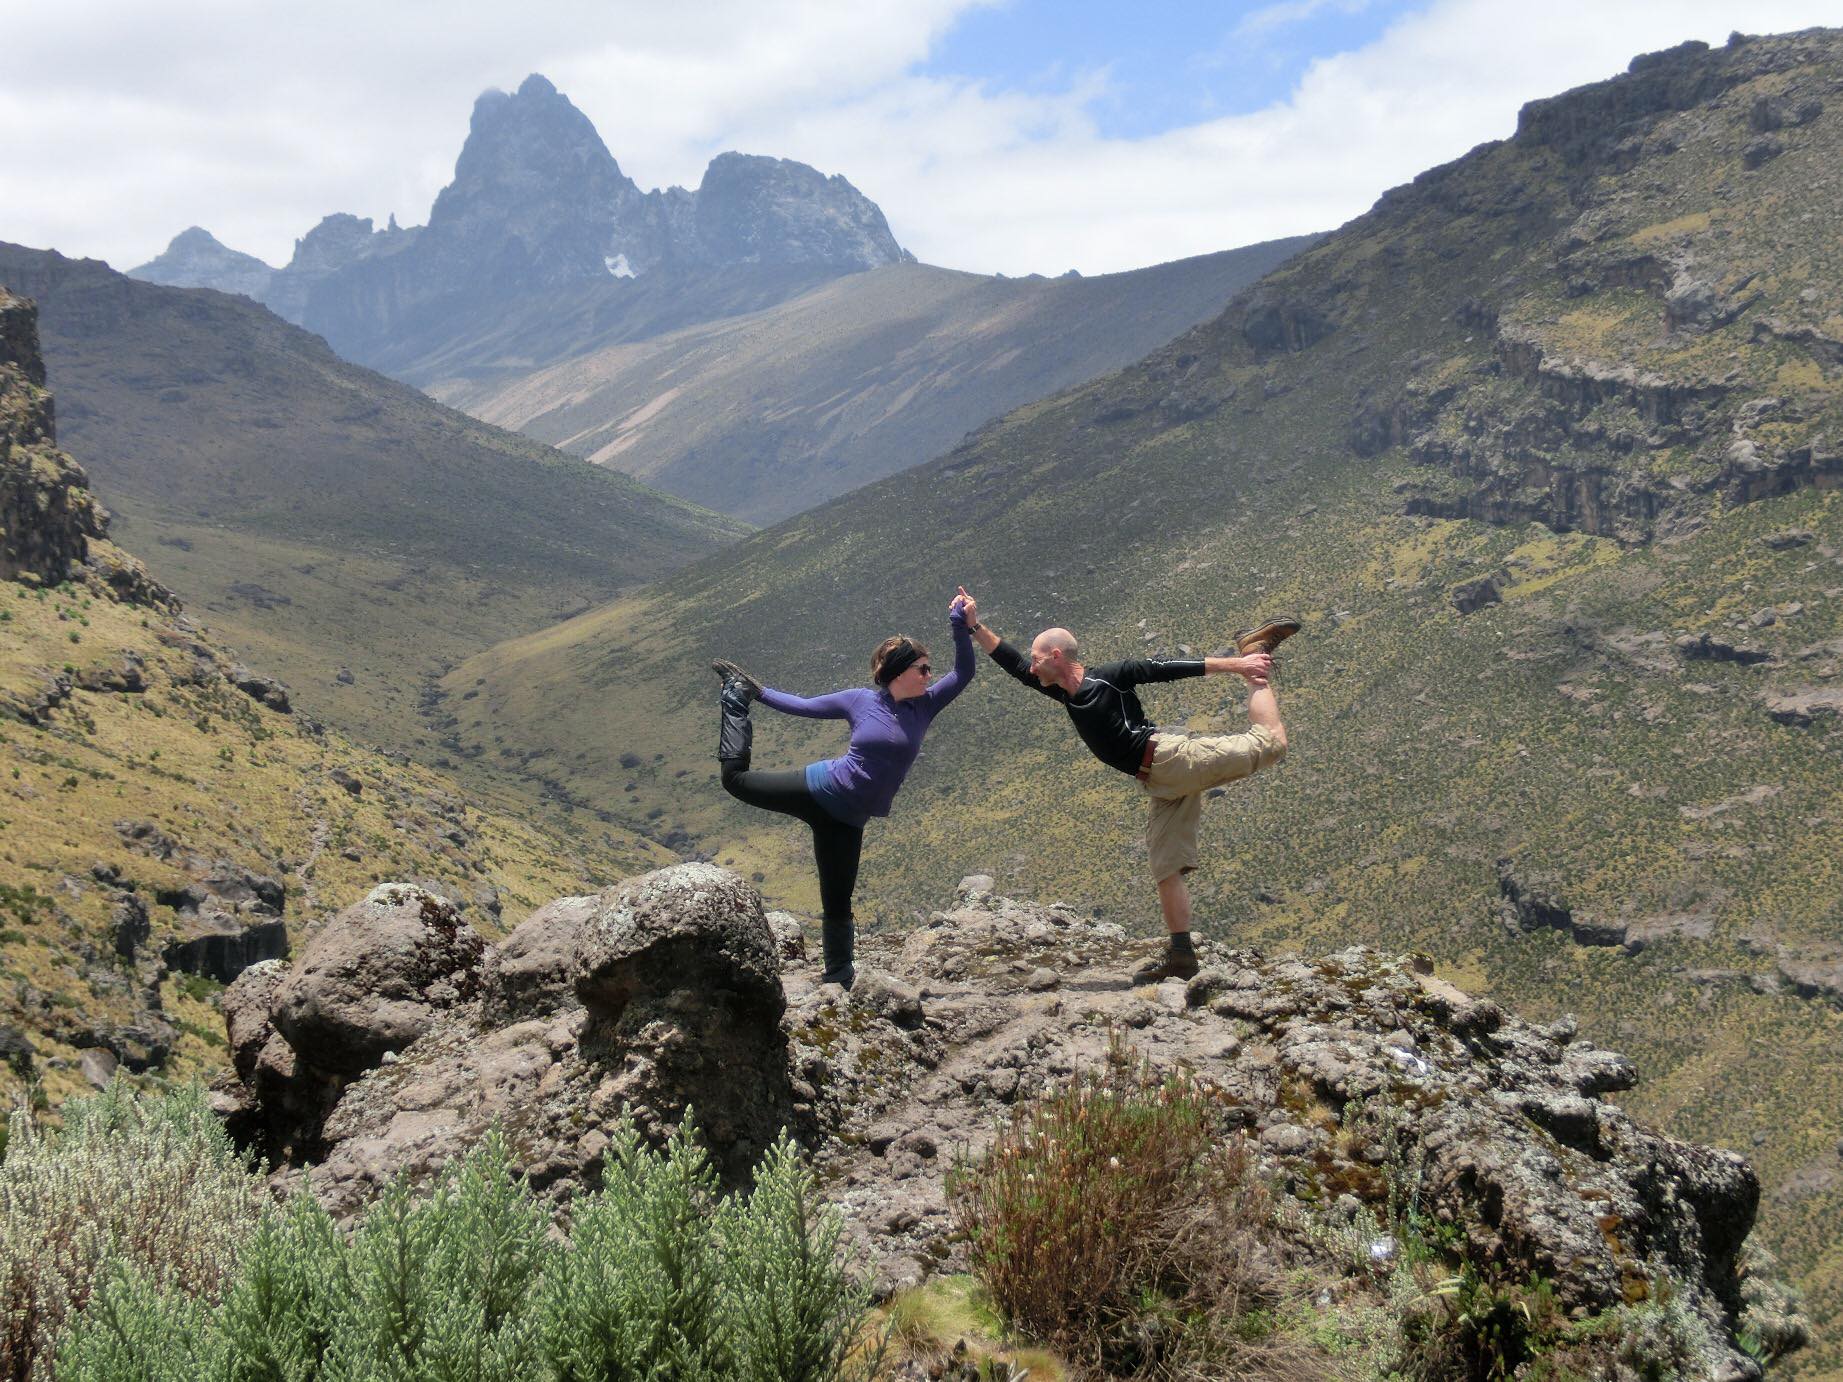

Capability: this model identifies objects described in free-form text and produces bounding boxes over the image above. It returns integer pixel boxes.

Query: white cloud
[0,0,1837,277]
[1233,0,1377,43]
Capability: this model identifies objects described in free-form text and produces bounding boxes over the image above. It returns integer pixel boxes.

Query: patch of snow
[604,253,636,279]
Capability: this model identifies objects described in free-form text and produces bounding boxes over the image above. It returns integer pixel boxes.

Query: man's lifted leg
[1133,658,1289,983]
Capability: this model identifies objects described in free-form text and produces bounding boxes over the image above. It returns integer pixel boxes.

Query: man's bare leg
[1156,872,1192,935]
[1248,681,1286,749]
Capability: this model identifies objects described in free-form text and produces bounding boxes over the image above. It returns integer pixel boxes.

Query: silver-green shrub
[717,1135,883,1382]
[0,1082,260,1381]
[48,1100,884,1381]
[212,1190,351,1380]
[540,1117,727,1379]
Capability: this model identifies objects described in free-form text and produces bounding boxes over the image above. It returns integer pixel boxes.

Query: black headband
[876,639,922,686]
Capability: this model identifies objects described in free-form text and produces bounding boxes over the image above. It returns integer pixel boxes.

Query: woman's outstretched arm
[922,592,979,711]
[757,686,862,719]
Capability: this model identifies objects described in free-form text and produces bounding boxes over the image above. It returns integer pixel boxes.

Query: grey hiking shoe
[711,658,763,702]
[1234,617,1301,657]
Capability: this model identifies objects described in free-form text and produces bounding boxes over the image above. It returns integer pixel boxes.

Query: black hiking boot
[1130,943,1200,985]
[819,916,855,990]
[1234,617,1301,657]
[711,658,764,702]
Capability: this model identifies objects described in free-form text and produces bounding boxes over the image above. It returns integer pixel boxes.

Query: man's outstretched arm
[1203,652,1272,680]
[956,589,1055,696]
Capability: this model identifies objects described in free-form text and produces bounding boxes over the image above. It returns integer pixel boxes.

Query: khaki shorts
[1139,725,1286,883]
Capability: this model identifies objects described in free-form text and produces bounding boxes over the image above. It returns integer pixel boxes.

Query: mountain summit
[132,74,904,359]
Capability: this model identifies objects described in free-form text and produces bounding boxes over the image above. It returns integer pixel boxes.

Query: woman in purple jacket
[712,591,978,988]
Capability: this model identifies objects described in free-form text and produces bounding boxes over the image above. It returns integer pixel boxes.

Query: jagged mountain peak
[693,150,902,268]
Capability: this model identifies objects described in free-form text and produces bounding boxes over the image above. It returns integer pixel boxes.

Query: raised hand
[954,585,978,628]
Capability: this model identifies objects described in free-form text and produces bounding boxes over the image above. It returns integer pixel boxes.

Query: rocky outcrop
[218,866,798,1205]
[691,152,902,270]
[0,291,106,585]
[0,291,176,610]
[1494,858,1630,948]
[1763,686,1843,727]
[800,884,1767,1378]
[219,867,1774,1376]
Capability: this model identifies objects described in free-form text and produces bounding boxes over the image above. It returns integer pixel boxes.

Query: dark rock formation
[1450,573,1503,614]
[0,291,105,585]
[228,664,292,713]
[1495,858,1628,947]
[0,289,174,607]
[1676,631,1772,665]
[162,920,288,987]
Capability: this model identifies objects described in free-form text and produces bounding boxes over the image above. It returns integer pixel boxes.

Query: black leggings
[719,764,864,924]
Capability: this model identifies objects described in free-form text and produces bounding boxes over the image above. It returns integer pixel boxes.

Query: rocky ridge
[131,74,904,363]
[221,865,1794,1379]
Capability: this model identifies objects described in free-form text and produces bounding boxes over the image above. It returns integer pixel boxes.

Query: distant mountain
[430,240,1317,522]
[127,73,1313,525]
[444,30,1843,1362]
[1,242,745,753]
[131,74,905,365]
[127,226,276,300]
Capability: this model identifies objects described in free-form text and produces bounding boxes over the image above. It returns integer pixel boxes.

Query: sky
[4,0,1840,279]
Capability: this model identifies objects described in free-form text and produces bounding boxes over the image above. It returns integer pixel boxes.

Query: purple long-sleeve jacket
[758,618,976,824]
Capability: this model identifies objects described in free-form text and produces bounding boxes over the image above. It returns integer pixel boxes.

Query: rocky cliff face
[132,74,904,364]
[219,864,1797,1378]
[0,290,99,585]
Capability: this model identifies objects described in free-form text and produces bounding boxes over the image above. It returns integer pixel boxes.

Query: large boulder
[572,865,796,1182]
[223,866,799,1207]
[575,863,782,1026]
[272,883,485,1076]
[481,893,597,1023]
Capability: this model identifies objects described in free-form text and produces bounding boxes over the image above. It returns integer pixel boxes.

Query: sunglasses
[912,663,933,676]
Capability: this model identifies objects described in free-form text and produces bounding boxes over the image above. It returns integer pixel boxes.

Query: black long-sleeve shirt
[989,638,1205,776]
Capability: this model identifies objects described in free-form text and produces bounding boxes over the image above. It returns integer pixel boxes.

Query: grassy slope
[0,244,747,751]
[0,567,673,1113]
[428,241,1315,522]
[448,32,1843,1370]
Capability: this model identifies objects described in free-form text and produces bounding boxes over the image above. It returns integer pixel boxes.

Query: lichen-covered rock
[272,883,485,1076]
[574,863,781,1026]
[481,893,597,1022]
[222,958,288,1083]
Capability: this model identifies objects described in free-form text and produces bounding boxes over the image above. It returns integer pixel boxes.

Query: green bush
[49,1104,884,1381]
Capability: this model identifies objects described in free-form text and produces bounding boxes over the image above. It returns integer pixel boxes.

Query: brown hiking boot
[1235,617,1301,657]
[1130,945,1200,984]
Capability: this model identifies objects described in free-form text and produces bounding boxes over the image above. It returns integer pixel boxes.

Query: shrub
[948,1039,1321,1379]
[49,1105,886,1381]
[0,1081,260,1382]
[718,1135,885,1382]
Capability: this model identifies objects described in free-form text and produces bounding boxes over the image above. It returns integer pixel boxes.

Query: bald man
[958,590,1295,982]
